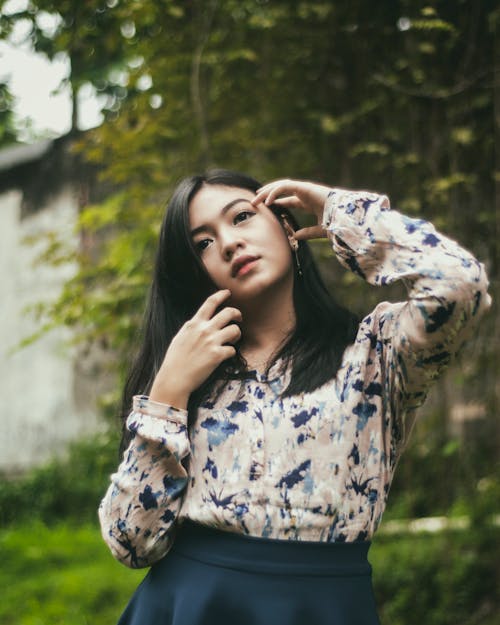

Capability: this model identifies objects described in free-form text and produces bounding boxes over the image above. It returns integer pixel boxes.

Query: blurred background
[0,1,498,624]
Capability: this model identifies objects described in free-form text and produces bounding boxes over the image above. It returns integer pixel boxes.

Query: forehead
[189,184,255,226]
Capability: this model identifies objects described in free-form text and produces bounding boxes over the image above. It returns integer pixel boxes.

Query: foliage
[0,519,498,625]
[0,432,120,526]
[372,527,500,625]
[0,0,134,130]
[0,7,497,624]
[16,0,496,377]
[1,0,497,535]
[0,408,497,624]
[1,411,497,529]
[0,81,17,146]
[385,380,500,520]
[0,521,144,625]
[0,10,498,623]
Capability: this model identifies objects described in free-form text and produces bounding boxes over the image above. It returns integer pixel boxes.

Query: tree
[0,0,133,132]
[0,81,17,145]
[12,0,498,518]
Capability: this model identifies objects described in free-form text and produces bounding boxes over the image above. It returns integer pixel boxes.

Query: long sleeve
[97,189,492,553]
[323,188,492,447]
[98,395,190,568]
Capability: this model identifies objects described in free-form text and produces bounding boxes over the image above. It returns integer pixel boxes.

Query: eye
[194,238,212,253]
[233,210,255,224]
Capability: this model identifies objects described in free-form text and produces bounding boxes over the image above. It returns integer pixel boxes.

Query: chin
[233,275,292,303]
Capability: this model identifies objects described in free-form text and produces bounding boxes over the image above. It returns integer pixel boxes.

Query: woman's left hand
[252,179,331,240]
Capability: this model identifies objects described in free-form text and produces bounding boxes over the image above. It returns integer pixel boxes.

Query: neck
[238,285,296,370]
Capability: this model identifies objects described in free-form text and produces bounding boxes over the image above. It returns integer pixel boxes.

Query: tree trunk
[190,0,218,169]
[70,78,79,133]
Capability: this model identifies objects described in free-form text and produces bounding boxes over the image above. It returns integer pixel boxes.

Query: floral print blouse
[99,188,491,569]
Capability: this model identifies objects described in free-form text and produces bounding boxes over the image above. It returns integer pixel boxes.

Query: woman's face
[188,184,295,304]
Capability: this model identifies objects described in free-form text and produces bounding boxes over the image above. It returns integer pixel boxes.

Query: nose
[219,230,244,261]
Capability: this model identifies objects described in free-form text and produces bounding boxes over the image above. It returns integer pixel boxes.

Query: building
[0,136,109,473]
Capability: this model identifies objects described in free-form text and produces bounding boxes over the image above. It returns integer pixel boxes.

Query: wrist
[148,388,189,410]
[132,395,188,422]
[149,376,190,410]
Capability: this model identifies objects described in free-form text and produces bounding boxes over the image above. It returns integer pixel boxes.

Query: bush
[0,520,498,625]
[1,431,498,624]
[0,432,120,526]
[371,526,500,625]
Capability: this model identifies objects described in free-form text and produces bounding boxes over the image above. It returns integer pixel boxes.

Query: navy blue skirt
[117,521,381,625]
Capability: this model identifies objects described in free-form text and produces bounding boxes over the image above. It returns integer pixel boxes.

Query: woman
[99,171,491,625]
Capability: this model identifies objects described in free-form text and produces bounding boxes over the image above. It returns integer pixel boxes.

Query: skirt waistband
[171,521,372,577]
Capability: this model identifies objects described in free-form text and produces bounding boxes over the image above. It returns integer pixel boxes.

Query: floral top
[99,188,491,569]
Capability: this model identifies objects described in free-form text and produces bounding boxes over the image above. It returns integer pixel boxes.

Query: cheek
[200,252,228,287]
[268,226,293,265]
[201,255,219,277]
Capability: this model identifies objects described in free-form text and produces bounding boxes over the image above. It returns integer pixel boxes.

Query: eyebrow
[190,198,254,237]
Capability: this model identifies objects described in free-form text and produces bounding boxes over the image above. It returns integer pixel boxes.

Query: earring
[291,239,303,276]
[281,214,303,277]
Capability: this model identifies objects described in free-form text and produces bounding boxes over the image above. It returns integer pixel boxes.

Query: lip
[231,254,260,277]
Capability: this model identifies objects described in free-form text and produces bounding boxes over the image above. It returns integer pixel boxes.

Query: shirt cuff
[322,188,347,229]
[132,394,188,424]
[322,187,390,230]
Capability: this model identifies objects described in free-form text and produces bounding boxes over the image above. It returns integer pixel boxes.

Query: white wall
[0,187,104,473]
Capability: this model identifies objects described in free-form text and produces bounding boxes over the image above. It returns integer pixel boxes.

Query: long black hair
[118,170,359,455]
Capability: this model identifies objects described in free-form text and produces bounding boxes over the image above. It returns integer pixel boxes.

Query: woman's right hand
[252,179,331,240]
[149,289,242,409]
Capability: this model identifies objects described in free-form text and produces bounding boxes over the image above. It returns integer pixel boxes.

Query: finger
[195,289,232,320]
[216,345,237,362]
[294,225,327,240]
[251,189,271,206]
[218,323,242,345]
[252,180,295,206]
[273,195,312,213]
[211,306,243,329]
[271,196,306,211]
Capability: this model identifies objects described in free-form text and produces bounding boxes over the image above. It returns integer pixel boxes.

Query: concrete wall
[0,186,104,473]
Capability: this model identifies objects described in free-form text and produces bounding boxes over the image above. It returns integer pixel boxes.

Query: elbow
[98,504,138,568]
[438,256,491,319]
[106,536,148,570]
[110,533,172,569]
[473,263,492,318]
[100,522,172,569]
[407,263,491,349]
[98,504,173,569]
[457,259,492,321]
[447,262,492,345]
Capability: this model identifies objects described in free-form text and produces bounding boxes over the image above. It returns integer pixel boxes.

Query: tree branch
[372,67,497,100]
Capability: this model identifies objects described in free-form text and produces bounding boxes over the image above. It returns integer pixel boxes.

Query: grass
[0,520,498,625]
[0,522,144,625]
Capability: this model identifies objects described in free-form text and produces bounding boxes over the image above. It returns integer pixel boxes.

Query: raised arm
[253,180,492,442]
[322,188,490,419]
